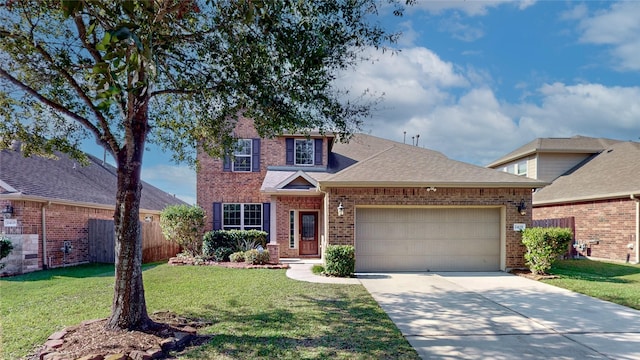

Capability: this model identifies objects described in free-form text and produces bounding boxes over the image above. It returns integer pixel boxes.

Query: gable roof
[487,136,622,168]
[534,141,640,205]
[0,147,185,211]
[322,134,546,188]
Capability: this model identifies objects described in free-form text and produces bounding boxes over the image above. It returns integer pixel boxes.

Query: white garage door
[355,207,501,272]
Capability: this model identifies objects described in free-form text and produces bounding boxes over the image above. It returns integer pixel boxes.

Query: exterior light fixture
[517,199,527,216]
[2,204,14,219]
[337,202,344,217]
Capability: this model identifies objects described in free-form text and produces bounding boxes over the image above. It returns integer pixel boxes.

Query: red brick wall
[274,196,323,258]
[325,187,533,269]
[1,199,160,271]
[197,116,329,231]
[534,198,638,263]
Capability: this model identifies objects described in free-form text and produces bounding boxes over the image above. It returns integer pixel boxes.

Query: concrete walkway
[359,272,640,360]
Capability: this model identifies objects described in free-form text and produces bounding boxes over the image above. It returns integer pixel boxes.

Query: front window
[223,203,262,230]
[233,139,252,172]
[295,139,314,166]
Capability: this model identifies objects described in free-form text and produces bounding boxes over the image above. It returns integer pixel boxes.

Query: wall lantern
[516,199,527,216]
[2,204,14,219]
[337,202,344,217]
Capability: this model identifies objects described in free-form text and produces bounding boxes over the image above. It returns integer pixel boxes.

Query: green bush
[202,229,268,258]
[212,247,234,262]
[324,245,355,277]
[521,227,573,275]
[160,204,206,257]
[244,249,270,265]
[0,235,13,270]
[230,251,245,263]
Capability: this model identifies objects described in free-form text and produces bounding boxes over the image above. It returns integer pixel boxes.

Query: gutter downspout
[632,195,640,264]
[42,201,51,269]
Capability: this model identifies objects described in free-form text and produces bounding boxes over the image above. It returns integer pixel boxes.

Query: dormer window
[295,139,314,166]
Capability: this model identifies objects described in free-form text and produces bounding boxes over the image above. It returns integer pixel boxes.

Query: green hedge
[521,227,573,275]
[324,245,355,277]
[202,229,268,259]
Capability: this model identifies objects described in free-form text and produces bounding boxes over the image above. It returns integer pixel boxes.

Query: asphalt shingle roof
[487,136,622,168]
[324,134,546,188]
[534,141,640,204]
[0,147,185,211]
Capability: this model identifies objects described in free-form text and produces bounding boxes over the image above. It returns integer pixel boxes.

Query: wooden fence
[88,219,181,264]
[532,216,576,257]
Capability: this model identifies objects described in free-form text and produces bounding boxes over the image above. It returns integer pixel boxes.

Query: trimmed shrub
[521,227,573,275]
[230,251,245,263]
[160,204,206,257]
[0,235,13,270]
[324,245,355,277]
[244,249,270,265]
[212,247,234,262]
[202,229,268,255]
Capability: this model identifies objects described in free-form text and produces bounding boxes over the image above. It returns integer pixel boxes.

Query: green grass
[311,264,325,275]
[1,263,418,360]
[542,259,640,310]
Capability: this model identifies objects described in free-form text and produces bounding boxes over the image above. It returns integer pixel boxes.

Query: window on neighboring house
[295,139,314,166]
[516,160,527,176]
[222,203,262,230]
[233,139,252,172]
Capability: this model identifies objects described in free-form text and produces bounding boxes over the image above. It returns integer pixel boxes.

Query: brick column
[267,243,280,264]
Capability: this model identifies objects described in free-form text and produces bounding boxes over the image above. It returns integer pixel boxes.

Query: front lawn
[542,259,640,310]
[0,263,419,359]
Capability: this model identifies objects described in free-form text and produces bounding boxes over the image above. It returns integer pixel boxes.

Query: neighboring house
[488,136,640,264]
[0,144,185,275]
[197,117,545,272]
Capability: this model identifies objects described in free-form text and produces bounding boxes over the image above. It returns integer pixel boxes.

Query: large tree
[0,0,410,330]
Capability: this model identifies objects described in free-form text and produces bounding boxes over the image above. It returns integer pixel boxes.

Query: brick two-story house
[488,136,640,264]
[198,117,546,272]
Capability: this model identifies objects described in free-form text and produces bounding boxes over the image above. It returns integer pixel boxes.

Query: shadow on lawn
[550,259,640,284]
[179,290,418,359]
[1,262,162,282]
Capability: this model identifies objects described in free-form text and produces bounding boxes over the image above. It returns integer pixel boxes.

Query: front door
[299,212,318,255]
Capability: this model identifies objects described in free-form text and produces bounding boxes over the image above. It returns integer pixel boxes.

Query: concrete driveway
[358,272,640,359]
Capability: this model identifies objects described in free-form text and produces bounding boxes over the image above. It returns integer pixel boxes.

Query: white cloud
[576,1,640,71]
[559,3,588,21]
[340,46,640,167]
[411,0,535,16]
[438,15,485,42]
[142,164,197,205]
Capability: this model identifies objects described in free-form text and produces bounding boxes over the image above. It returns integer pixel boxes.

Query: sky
[87,0,640,205]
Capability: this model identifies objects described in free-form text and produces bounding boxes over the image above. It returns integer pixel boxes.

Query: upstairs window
[516,160,527,176]
[233,139,252,172]
[295,139,314,166]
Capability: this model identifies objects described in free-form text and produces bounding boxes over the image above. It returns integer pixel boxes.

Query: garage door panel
[355,208,501,272]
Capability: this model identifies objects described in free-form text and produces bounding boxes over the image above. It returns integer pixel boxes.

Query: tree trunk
[105,92,152,331]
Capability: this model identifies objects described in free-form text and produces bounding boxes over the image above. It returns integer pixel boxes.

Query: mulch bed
[168,256,289,269]
[509,268,559,280]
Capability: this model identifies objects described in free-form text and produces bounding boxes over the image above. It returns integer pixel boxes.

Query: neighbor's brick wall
[1,199,159,273]
[197,116,330,232]
[534,198,637,263]
[274,196,323,258]
[326,187,533,269]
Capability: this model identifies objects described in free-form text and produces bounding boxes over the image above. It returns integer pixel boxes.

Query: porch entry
[299,212,318,255]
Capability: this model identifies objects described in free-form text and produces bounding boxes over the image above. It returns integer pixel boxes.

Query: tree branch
[0,67,114,155]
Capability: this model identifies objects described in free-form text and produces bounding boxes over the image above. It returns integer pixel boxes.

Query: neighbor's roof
[0,147,186,211]
[321,134,547,188]
[534,141,640,205]
[487,136,622,168]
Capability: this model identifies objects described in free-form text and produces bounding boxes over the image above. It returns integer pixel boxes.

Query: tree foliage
[521,227,573,275]
[160,204,205,257]
[0,0,412,330]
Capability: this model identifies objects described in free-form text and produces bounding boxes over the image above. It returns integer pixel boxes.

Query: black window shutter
[252,139,260,172]
[223,156,231,172]
[314,139,323,165]
[262,202,270,235]
[213,202,222,230]
[286,138,294,165]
